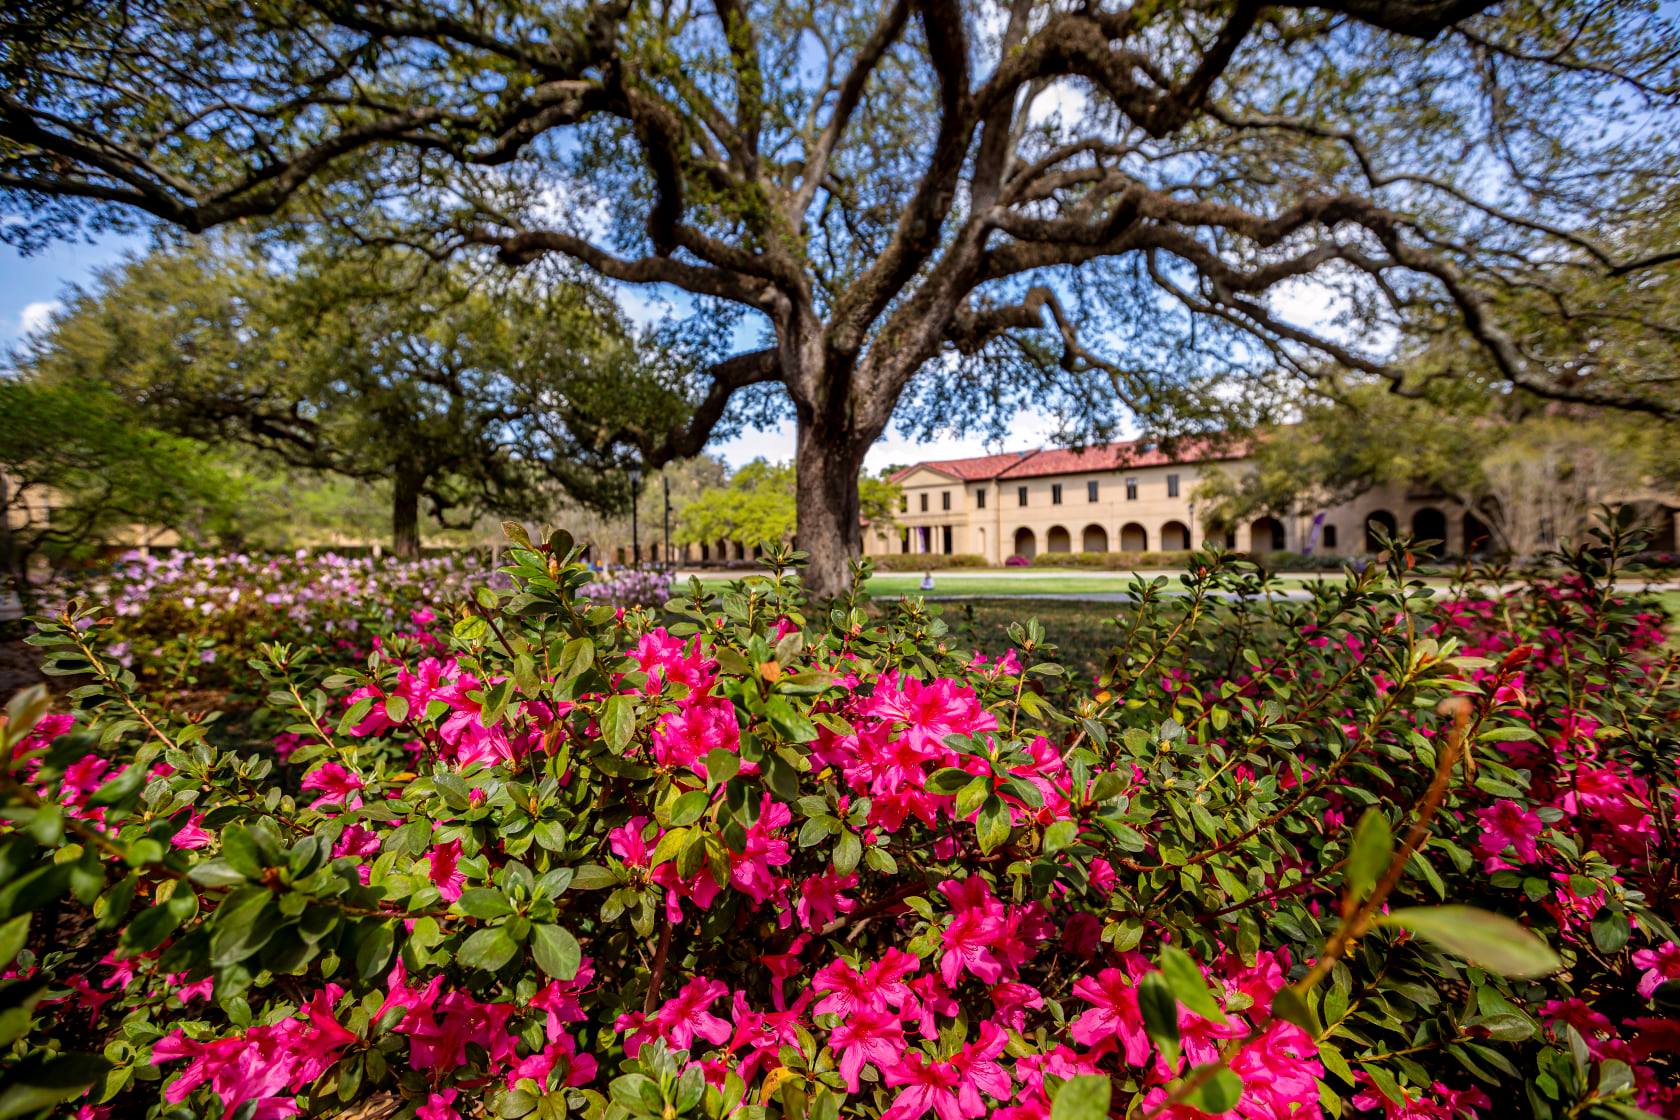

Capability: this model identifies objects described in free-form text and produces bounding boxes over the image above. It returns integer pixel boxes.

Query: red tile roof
[890,437,1246,484]
[888,450,1037,484]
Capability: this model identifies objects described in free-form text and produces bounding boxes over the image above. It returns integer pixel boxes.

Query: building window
[1167,473,1180,498]
[900,528,910,553]
[976,489,986,509]
[919,493,928,512]
[1018,486,1028,507]
[1087,480,1099,502]
[1051,484,1063,505]
[941,491,951,511]
[942,525,953,554]
[1322,525,1339,550]
[901,495,909,512]
[1126,478,1138,501]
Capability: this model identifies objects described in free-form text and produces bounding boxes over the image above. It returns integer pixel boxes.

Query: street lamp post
[630,467,640,567]
[662,474,672,570]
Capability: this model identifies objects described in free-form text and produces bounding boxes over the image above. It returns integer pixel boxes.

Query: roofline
[893,439,1247,484]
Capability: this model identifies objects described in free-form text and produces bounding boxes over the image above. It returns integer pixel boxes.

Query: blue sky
[1,233,1061,472]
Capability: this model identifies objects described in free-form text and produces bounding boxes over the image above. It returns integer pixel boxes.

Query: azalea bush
[0,519,1676,1120]
[37,550,667,704]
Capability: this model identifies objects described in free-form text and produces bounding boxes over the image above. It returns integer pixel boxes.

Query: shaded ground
[933,598,1127,679]
[0,630,45,698]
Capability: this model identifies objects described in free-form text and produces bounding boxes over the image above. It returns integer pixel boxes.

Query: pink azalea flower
[951,1023,1012,1117]
[416,1089,460,1120]
[1633,941,1680,999]
[828,1003,906,1092]
[641,977,733,1054]
[938,877,1007,987]
[171,813,214,850]
[882,1052,965,1120]
[797,869,859,929]
[299,763,364,809]
[426,839,467,902]
[989,980,1044,1033]
[1070,968,1151,1065]
[1473,800,1543,863]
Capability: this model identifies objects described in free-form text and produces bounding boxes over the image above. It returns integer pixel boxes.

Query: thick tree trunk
[392,469,422,560]
[794,416,866,601]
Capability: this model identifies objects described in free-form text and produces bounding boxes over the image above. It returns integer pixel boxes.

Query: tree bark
[794,416,867,601]
[392,468,422,560]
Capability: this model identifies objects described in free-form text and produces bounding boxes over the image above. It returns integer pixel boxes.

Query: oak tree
[4,0,1677,592]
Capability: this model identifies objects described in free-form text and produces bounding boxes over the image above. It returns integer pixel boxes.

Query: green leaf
[0,916,28,970]
[1346,808,1393,902]
[455,888,514,920]
[666,789,710,829]
[219,825,265,878]
[1158,947,1227,1024]
[1042,820,1078,854]
[1271,985,1323,1039]
[975,798,1011,854]
[531,924,582,980]
[0,1052,111,1120]
[458,926,518,972]
[1380,905,1563,978]
[556,637,596,682]
[833,830,862,875]
[1049,1074,1112,1120]
[1180,1065,1243,1113]
[384,694,410,723]
[602,695,636,753]
[337,697,374,736]
[1137,971,1181,1069]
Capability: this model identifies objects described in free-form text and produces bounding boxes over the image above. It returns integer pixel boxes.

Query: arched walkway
[1160,520,1191,551]
[1120,522,1148,551]
[1365,510,1397,552]
[1412,507,1447,557]
[1250,515,1286,553]
[1013,527,1037,560]
[1046,525,1072,553]
[1081,524,1109,552]
[1462,512,1492,556]
[977,527,986,558]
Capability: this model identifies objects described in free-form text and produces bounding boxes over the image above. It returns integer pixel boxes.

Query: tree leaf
[457,927,517,972]
[601,695,635,753]
[1138,971,1181,1069]
[1181,1065,1243,1113]
[1380,905,1562,978]
[1049,1074,1112,1120]
[531,924,582,981]
[1158,947,1227,1024]
[1346,808,1393,902]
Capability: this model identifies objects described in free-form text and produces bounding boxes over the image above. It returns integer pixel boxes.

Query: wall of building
[867,458,1504,563]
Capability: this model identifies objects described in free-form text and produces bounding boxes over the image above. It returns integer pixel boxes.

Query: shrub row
[0,524,1675,1120]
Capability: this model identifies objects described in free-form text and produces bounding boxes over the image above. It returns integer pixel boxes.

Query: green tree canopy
[676,461,900,553]
[3,0,1678,590]
[15,241,688,556]
[0,381,237,591]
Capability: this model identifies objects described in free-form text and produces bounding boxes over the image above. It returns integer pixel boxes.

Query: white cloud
[1026,81,1089,128]
[17,300,59,336]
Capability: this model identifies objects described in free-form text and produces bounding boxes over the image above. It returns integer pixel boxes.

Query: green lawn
[681,570,1425,598]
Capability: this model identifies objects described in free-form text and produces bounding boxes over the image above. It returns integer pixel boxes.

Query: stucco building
[870,439,1520,563]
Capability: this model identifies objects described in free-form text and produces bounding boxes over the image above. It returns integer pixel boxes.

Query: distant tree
[1197,381,1680,556]
[676,461,902,556]
[0,381,236,596]
[4,0,1679,591]
[677,461,801,553]
[17,242,681,556]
